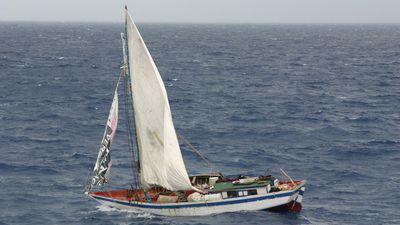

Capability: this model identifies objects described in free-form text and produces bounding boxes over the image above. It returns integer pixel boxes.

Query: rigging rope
[122,67,140,188]
[121,29,141,189]
[177,133,218,173]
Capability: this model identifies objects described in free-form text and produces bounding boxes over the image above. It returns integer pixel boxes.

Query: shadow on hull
[266,200,302,213]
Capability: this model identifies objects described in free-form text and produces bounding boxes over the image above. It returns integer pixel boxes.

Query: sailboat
[84,7,306,216]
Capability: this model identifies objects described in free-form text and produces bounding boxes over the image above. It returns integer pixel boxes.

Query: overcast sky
[1,0,400,23]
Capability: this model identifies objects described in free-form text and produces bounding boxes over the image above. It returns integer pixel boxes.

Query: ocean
[0,22,399,225]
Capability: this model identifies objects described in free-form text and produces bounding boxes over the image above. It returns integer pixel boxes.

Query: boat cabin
[189,173,223,187]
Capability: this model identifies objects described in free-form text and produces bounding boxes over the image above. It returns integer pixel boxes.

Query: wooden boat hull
[88,184,305,216]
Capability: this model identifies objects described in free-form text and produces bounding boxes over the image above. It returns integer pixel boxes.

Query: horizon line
[1,20,400,25]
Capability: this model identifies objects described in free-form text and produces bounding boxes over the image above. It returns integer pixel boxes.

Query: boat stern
[287,185,306,212]
[268,181,306,213]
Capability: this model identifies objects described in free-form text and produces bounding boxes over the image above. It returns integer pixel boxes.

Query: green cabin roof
[209,180,269,192]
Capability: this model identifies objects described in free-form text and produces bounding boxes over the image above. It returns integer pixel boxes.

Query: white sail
[125,12,192,191]
[91,87,119,186]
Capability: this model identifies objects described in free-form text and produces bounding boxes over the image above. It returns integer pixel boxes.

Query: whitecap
[347,116,360,120]
[96,205,118,212]
[95,205,156,219]
[135,213,155,219]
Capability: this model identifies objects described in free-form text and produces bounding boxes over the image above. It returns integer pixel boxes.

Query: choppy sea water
[1,22,400,225]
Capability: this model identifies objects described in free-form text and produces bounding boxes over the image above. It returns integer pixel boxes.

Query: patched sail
[125,12,192,191]
[91,87,119,186]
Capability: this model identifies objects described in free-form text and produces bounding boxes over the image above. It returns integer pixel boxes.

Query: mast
[122,5,141,188]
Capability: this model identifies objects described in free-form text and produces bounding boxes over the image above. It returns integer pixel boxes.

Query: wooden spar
[279,168,296,186]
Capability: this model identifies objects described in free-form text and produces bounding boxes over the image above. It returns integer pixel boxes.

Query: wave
[6,135,69,144]
[367,139,398,145]
[308,125,350,137]
[344,115,379,122]
[0,162,59,175]
[95,205,156,219]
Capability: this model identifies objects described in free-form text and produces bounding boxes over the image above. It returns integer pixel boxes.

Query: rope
[123,67,140,188]
[177,133,218,173]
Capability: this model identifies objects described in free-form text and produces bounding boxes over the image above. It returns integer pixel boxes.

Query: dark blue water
[1,22,400,225]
